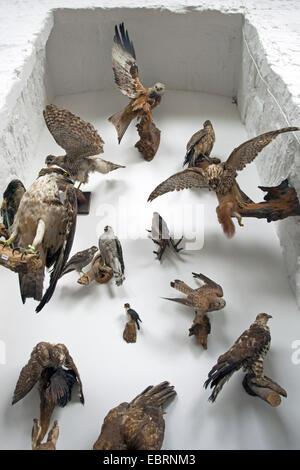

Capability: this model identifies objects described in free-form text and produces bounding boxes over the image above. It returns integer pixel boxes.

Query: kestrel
[44,104,125,186]
[1,166,77,312]
[60,245,98,277]
[12,342,84,444]
[204,313,274,402]
[109,23,165,145]
[183,120,219,167]
[98,226,125,286]
[149,127,299,237]
[93,381,176,450]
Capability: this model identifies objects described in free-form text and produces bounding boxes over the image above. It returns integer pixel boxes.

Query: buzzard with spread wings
[109,23,165,146]
[149,127,299,237]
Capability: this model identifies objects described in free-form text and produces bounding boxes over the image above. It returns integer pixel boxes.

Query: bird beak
[267,314,273,319]
[1,199,7,210]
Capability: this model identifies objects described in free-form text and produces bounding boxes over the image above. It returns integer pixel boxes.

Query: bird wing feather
[192,272,224,297]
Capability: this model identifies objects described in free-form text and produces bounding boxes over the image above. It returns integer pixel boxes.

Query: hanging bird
[12,342,84,444]
[148,127,299,238]
[93,381,176,450]
[0,166,77,312]
[124,303,142,330]
[32,419,59,450]
[183,120,219,167]
[1,179,26,232]
[109,23,165,144]
[148,212,183,261]
[98,226,125,286]
[60,245,98,277]
[44,104,125,186]
[204,313,273,403]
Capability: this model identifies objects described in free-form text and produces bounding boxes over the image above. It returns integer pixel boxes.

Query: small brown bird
[44,104,125,186]
[60,245,98,277]
[148,212,183,261]
[149,127,299,238]
[12,342,84,445]
[32,419,59,450]
[109,23,165,144]
[93,381,176,450]
[183,120,219,167]
[204,313,273,403]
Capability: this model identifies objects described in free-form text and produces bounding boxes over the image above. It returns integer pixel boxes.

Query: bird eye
[63,172,69,177]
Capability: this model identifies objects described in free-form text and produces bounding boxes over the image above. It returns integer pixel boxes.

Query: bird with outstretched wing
[149,127,299,237]
[109,23,165,154]
[44,104,125,186]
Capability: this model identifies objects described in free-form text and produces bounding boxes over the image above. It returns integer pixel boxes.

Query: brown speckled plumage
[93,381,176,450]
[184,120,217,167]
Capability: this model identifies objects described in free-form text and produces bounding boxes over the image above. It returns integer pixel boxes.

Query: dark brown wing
[35,185,77,313]
[151,212,170,240]
[43,104,104,159]
[148,168,209,202]
[112,23,145,99]
[226,127,299,172]
[186,129,208,155]
[115,237,125,275]
[63,348,84,404]
[192,273,223,297]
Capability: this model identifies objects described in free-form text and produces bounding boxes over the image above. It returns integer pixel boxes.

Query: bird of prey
[147,212,183,261]
[60,245,98,277]
[124,303,142,330]
[98,226,125,286]
[1,179,26,233]
[164,273,226,348]
[93,381,176,450]
[12,342,84,444]
[1,166,77,312]
[32,419,59,450]
[204,313,273,402]
[109,23,165,144]
[183,120,219,167]
[44,104,125,186]
[148,127,299,237]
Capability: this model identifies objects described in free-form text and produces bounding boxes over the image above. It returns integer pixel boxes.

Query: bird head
[104,225,113,233]
[45,155,56,166]
[52,344,67,366]
[90,246,98,254]
[213,298,226,310]
[153,82,165,95]
[203,120,212,127]
[2,179,25,208]
[124,303,130,310]
[255,313,272,325]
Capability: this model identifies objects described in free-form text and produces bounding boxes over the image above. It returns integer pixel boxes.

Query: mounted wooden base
[77,252,113,285]
[135,117,161,161]
[77,191,92,215]
[123,320,137,343]
[0,245,42,274]
[242,373,287,407]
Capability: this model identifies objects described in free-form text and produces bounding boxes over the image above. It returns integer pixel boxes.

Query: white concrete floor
[1,89,299,450]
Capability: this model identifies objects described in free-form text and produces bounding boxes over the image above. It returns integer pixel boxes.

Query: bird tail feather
[108,109,132,143]
[18,268,44,303]
[131,381,176,408]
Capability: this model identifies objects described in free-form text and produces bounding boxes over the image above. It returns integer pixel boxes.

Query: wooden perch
[0,245,42,274]
[77,252,113,285]
[188,311,211,350]
[123,320,137,343]
[135,115,161,161]
[239,179,300,222]
[242,373,287,407]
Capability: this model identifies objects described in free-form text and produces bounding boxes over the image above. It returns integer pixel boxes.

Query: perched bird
[93,381,176,450]
[148,212,183,261]
[13,342,84,444]
[109,23,165,144]
[124,303,142,330]
[1,179,26,232]
[183,120,219,167]
[44,104,125,186]
[164,273,226,348]
[149,127,299,237]
[98,226,125,286]
[32,419,59,450]
[60,245,98,277]
[204,313,273,402]
[1,166,77,312]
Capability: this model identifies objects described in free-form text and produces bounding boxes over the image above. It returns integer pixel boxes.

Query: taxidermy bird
[0,166,77,312]
[164,273,225,348]
[32,419,59,450]
[60,245,98,277]
[98,226,125,286]
[183,120,219,167]
[109,23,165,144]
[149,127,299,238]
[12,342,84,445]
[124,303,142,330]
[1,179,26,232]
[148,212,183,261]
[204,313,273,402]
[44,104,125,186]
[93,381,176,450]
